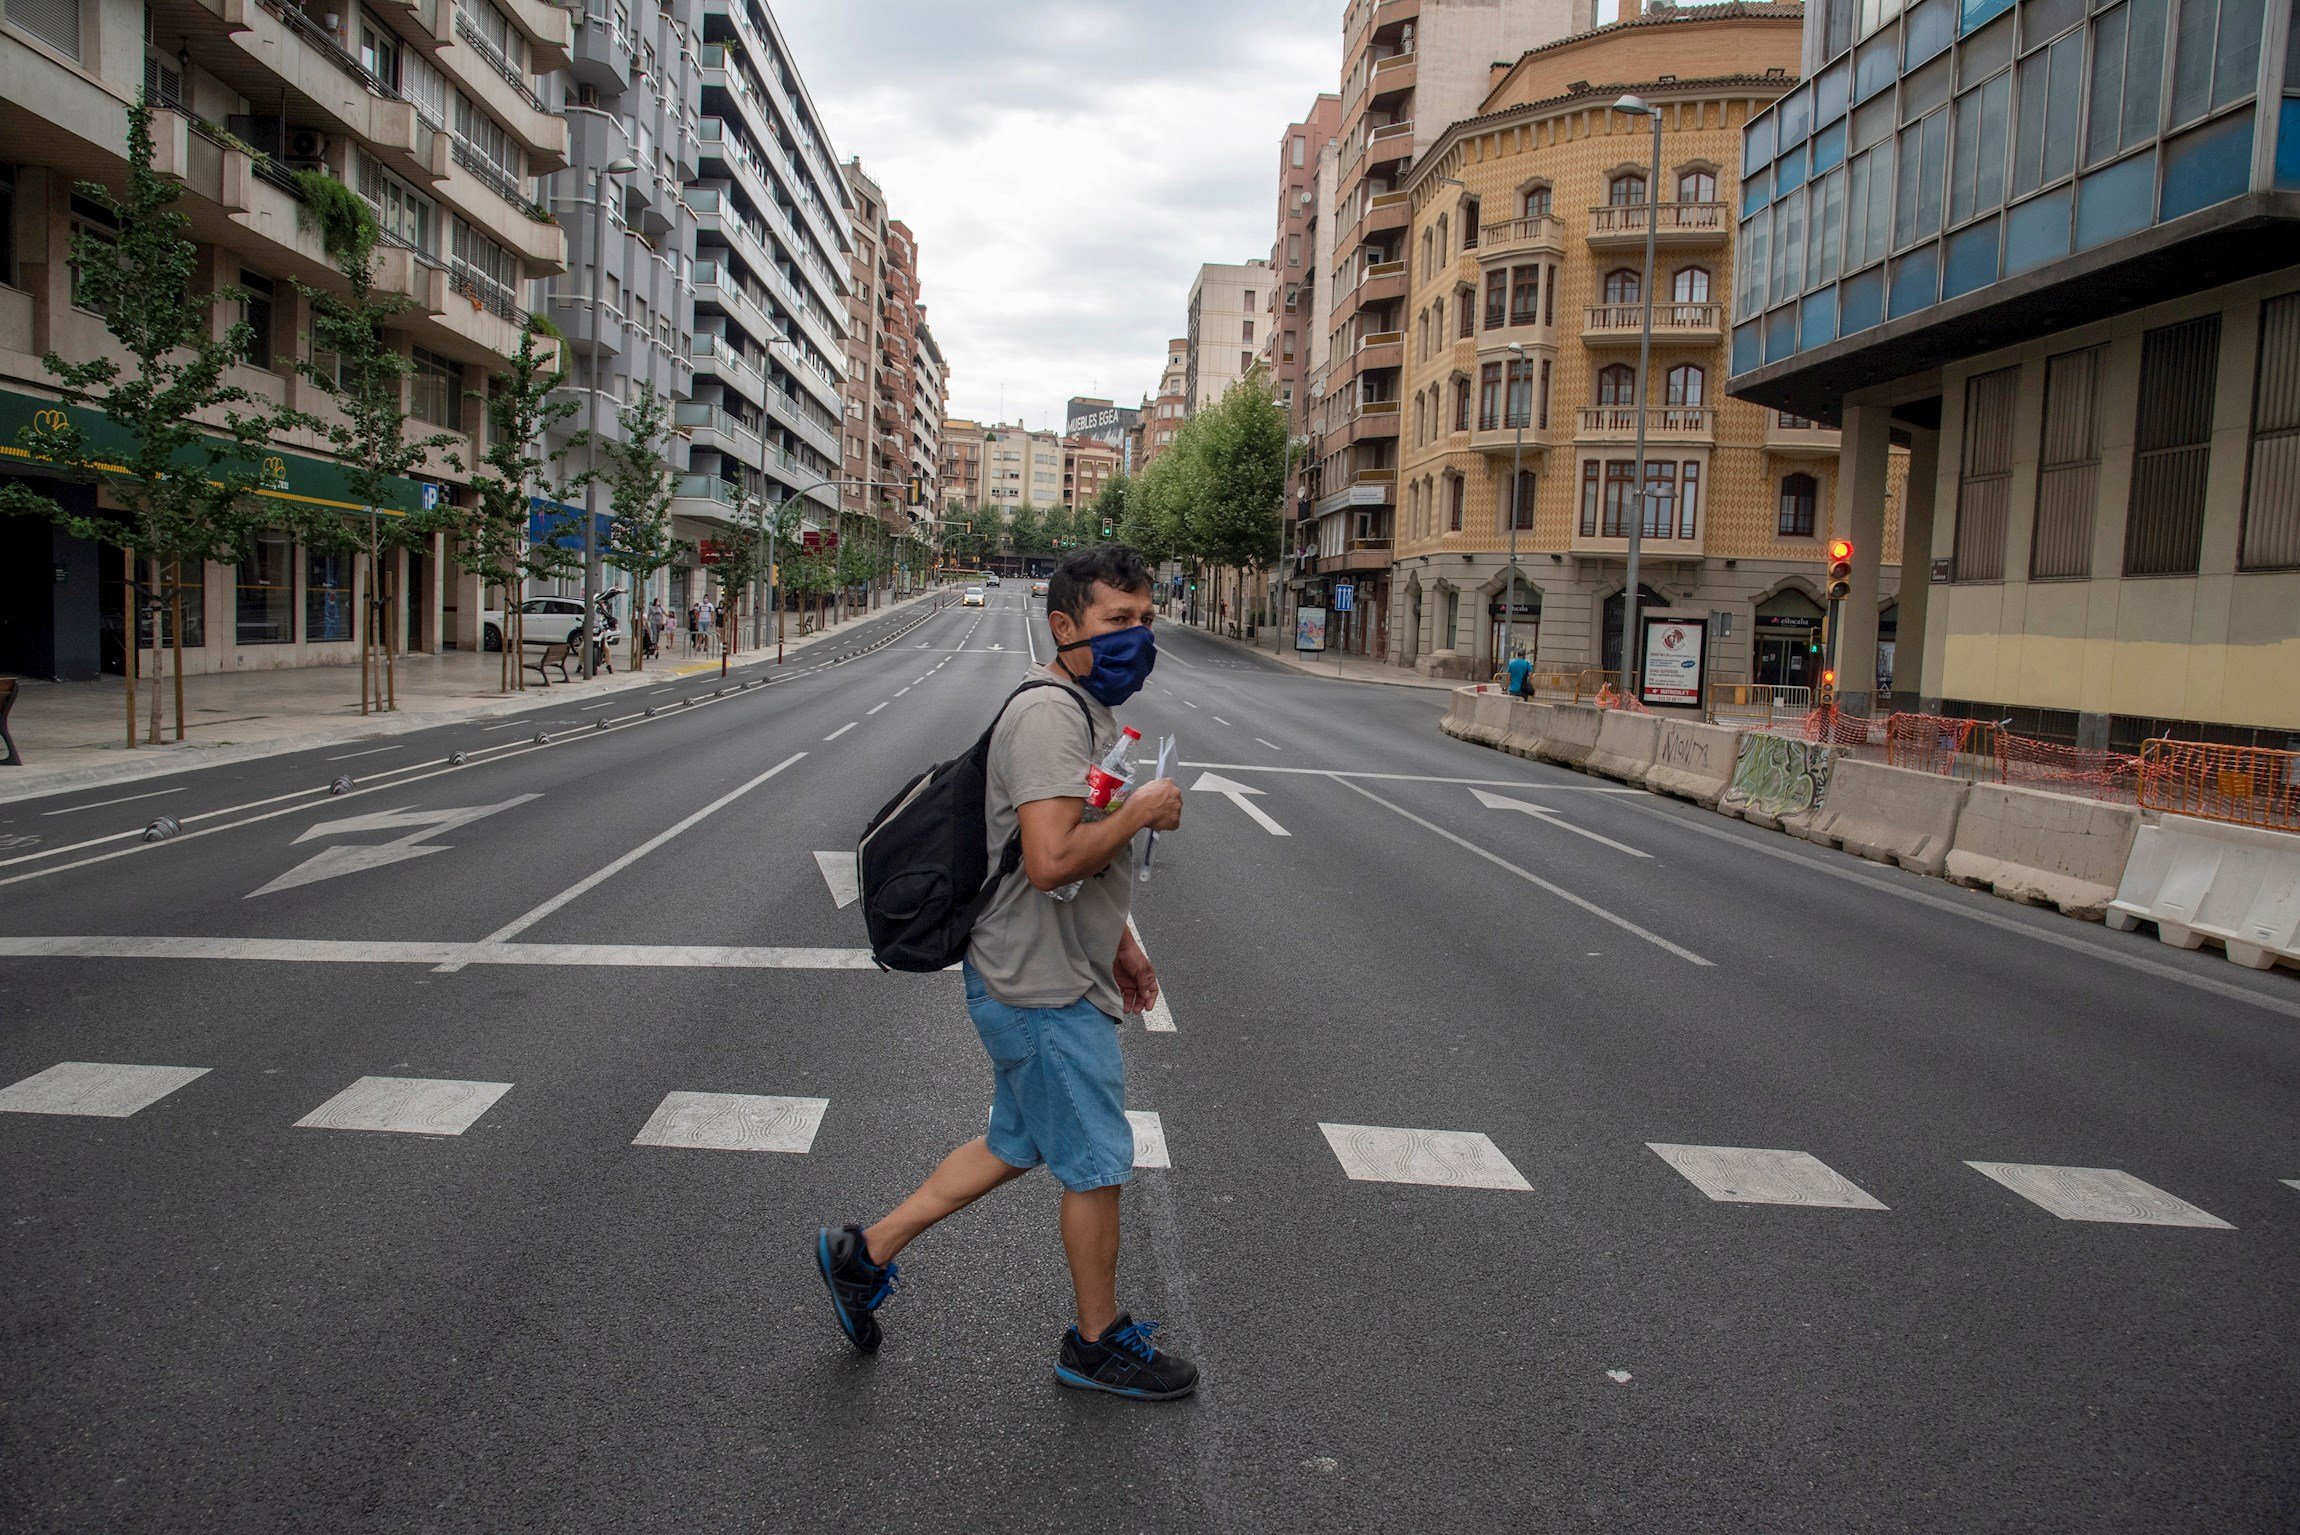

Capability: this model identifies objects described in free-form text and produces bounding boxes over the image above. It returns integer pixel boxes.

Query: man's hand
[1114,928,1159,1016]
[1128,777,1184,833]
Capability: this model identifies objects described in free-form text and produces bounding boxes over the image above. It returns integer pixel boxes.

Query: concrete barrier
[1440,687,1480,744]
[1796,759,1971,877]
[1645,720,1746,807]
[1497,699,1553,763]
[1944,784,2140,921]
[1536,703,1604,770]
[1586,710,1663,786]
[1718,732,1844,833]
[2107,815,2300,971]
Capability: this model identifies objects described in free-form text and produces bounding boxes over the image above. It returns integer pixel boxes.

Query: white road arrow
[250,794,542,897]
[1189,772,1290,837]
[813,850,860,909]
[1470,788,1650,858]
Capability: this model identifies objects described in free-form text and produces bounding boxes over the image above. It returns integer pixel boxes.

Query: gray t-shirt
[968,666,1133,1019]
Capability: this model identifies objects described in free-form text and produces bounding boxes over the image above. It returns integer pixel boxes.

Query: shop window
[138,560,207,648]
[1779,473,1819,536]
[306,545,355,641]
[237,531,295,644]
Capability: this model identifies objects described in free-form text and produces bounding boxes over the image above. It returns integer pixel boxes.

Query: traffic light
[1826,538,1853,602]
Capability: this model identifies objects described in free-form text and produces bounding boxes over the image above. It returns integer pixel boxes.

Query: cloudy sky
[775,1,1340,436]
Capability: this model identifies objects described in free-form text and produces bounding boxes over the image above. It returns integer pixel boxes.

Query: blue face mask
[1057,624,1157,707]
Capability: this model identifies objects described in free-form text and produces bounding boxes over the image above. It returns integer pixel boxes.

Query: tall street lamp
[580,154,639,680]
[1612,93,1663,699]
[1504,340,1528,668]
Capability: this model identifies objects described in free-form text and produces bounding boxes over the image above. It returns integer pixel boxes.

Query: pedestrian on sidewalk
[1507,647,1533,699]
[816,543,1198,1401]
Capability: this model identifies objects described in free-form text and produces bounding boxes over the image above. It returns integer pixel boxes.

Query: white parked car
[1030,580,1048,597]
[480,593,624,652]
[962,586,986,608]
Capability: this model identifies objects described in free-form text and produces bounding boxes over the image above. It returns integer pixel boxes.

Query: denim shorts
[962,961,1133,1193]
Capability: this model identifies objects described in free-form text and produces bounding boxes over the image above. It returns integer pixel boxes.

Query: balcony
[1356,329,1403,372]
[1369,48,1415,94]
[1358,259,1406,304]
[444,11,566,167]
[670,472,748,527]
[692,333,765,408]
[1342,399,1399,448]
[1581,302,1723,346]
[1468,408,1555,455]
[440,148,566,273]
[1472,215,1566,265]
[676,401,763,463]
[1365,189,1410,235]
[1575,406,1715,444]
[1765,412,1841,456]
[570,2,632,90]
[1327,537,1395,574]
[1586,202,1729,248]
[1365,119,1413,166]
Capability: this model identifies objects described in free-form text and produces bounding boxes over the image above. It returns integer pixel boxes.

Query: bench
[523,642,574,686]
[0,677,18,766]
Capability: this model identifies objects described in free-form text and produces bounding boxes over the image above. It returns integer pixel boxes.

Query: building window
[5,0,82,55]
[2169,0,2266,126]
[2242,292,2300,569]
[1240,350,1253,372]
[1954,366,2020,581]
[1436,215,1448,258]
[1242,319,1254,343]
[1456,288,1473,338]
[1291,134,1306,168]
[1453,377,1471,432]
[1509,469,1535,530]
[2085,0,2168,168]
[1485,270,1507,329]
[1510,266,1539,325]
[240,270,277,371]
[1539,359,1552,430]
[2011,30,2083,199]
[1581,459,1641,537]
[1479,361,1504,430]
[1603,268,1641,305]
[1461,197,1481,249]
[67,196,117,315]
[2126,316,2220,575]
[1947,72,2011,227]
[305,545,354,641]
[1597,363,1638,406]
[1244,289,1256,310]
[1608,173,1647,207]
[1523,185,1552,218]
[411,348,460,428]
[2033,345,2104,578]
[1779,473,1820,536]
[1665,364,1705,407]
[1506,359,1533,428]
[137,560,207,649]
[1677,169,1717,203]
[1448,474,1465,531]
[237,531,296,644]
[1673,266,1711,304]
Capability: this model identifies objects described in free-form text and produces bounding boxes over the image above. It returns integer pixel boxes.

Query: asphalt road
[2,586,2295,1534]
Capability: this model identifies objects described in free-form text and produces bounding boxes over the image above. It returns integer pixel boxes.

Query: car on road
[962,586,986,607]
[984,574,1001,587]
[1030,580,1048,597]
[480,593,624,653]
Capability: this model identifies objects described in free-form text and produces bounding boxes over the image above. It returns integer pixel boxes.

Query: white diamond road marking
[1318,1123,1531,1191]
[2284,1179,2300,1193]
[813,850,860,909]
[1647,1144,1888,1210]
[295,1076,512,1136]
[1966,1162,2234,1228]
[1126,1110,1170,1169]
[632,1092,828,1154]
[0,1061,210,1118]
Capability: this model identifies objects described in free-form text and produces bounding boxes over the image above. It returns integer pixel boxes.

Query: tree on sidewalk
[292,168,461,715]
[453,323,575,692]
[1181,372,1288,633]
[574,381,682,671]
[0,97,311,746]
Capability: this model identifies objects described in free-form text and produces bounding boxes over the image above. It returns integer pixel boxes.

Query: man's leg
[864,1136,1032,1266]
[1058,1185,1121,1341]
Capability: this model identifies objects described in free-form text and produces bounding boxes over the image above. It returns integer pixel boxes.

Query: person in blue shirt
[1505,648,1533,698]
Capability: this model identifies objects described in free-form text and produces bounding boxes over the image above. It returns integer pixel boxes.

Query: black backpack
[857,679,1091,972]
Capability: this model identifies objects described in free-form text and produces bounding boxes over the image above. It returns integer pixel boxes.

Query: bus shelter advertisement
[1640,615,1708,709]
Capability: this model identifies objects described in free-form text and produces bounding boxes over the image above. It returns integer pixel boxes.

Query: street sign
[419,481,441,510]
[1334,583,1355,612]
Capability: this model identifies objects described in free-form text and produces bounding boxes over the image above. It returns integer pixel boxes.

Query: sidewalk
[0,591,944,803]
[1182,622,1458,692]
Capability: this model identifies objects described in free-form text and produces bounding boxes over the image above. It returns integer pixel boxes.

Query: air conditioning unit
[576,84,600,107]
[286,128,329,167]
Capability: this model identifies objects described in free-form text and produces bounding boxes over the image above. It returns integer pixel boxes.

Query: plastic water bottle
[1050,728,1142,901]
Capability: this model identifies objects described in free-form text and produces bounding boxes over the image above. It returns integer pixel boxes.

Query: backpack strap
[979,677,1097,888]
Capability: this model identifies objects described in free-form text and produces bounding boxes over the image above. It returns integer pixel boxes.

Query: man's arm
[1015,779,1183,892]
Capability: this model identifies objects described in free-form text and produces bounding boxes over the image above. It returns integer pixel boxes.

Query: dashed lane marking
[324,745,404,761]
[1178,763,1645,789]
[1183,700,1199,709]
[867,702,889,715]
[0,1061,211,1118]
[0,935,881,969]
[39,787,185,816]
[1318,1123,1532,1191]
[295,1075,512,1136]
[1967,1162,2234,1228]
[632,1092,828,1154]
[825,723,857,741]
[1210,716,1232,727]
[1253,738,1282,753]
[1648,1144,1888,1210]
[896,686,911,696]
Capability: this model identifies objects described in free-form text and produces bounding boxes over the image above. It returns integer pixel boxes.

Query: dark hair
[1048,543,1152,624]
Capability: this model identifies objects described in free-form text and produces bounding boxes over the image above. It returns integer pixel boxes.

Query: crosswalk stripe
[632,1092,828,1154]
[295,1076,512,1136]
[1966,1162,2234,1228]
[1318,1122,1531,1191]
[1647,1144,1888,1210]
[1125,918,1177,1032]
[1126,1109,1170,1169]
[0,1061,210,1118]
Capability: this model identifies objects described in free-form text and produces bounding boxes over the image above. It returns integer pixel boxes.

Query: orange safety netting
[2138,739,2300,832]
[1985,727,2143,801]
[1796,709,2146,802]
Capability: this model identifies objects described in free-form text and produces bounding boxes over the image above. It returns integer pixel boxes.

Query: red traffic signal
[1828,538,1853,561]
[1826,538,1853,601]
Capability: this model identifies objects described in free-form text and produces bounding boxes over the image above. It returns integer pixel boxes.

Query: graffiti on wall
[1720,732,1840,820]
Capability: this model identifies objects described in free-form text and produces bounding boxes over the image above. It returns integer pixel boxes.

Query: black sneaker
[814,1224,898,1353]
[1055,1313,1198,1401]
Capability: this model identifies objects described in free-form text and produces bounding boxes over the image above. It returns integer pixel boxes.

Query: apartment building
[1276,96,1343,639]
[1062,435,1121,513]
[911,316,945,510]
[1730,0,2300,745]
[0,0,572,677]
[939,415,982,508]
[1308,0,1595,660]
[980,421,1063,510]
[671,0,848,588]
[840,157,885,520]
[1184,259,1270,414]
[837,160,925,534]
[541,0,700,625]
[1065,395,1140,451]
[1140,339,1188,465]
[1391,3,1910,685]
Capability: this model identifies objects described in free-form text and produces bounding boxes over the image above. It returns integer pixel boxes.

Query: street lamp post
[579,155,638,681]
[1613,94,1663,701]
[1505,340,1529,669]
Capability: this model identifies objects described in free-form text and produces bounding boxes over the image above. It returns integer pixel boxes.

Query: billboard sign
[1639,615,1708,709]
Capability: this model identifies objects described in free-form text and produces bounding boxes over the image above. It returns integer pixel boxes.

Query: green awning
[0,388,426,518]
